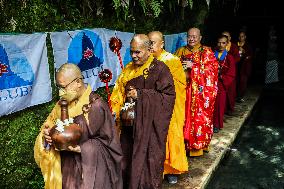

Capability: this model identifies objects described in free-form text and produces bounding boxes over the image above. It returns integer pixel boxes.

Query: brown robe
[61,92,123,189]
[121,59,176,189]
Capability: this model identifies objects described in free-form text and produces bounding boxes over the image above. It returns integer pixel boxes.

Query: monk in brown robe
[222,31,240,114]
[110,34,176,189]
[148,31,188,184]
[34,63,123,189]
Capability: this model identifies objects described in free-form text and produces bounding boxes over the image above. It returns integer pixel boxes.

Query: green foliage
[0,102,55,188]
[112,0,163,19]
[0,0,207,34]
[150,0,162,17]
[188,0,194,9]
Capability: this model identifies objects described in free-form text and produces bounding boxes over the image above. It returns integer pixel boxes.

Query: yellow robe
[34,85,92,189]
[157,50,188,174]
[174,45,210,157]
[174,44,201,57]
[110,55,155,122]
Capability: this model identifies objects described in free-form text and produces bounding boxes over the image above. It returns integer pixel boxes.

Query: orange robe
[156,50,188,174]
[175,45,218,156]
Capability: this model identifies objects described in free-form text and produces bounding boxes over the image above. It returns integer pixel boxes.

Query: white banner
[50,28,134,90]
[0,33,52,116]
[51,29,188,91]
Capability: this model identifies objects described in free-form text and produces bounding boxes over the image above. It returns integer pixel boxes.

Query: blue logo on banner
[172,35,187,53]
[68,30,104,72]
[0,43,34,90]
[123,47,132,66]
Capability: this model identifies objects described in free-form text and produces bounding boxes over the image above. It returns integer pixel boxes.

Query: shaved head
[56,63,82,80]
[148,31,163,41]
[130,34,151,66]
[188,27,201,36]
[222,31,231,41]
[131,34,151,49]
[56,63,85,103]
[222,31,230,36]
[238,31,246,42]
[187,27,202,48]
[148,31,164,57]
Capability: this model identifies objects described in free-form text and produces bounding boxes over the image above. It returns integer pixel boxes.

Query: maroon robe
[229,42,241,63]
[120,59,175,189]
[61,92,123,189]
[226,42,240,113]
[237,42,253,98]
[214,53,236,129]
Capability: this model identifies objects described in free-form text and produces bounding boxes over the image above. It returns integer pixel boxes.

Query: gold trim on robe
[110,55,154,124]
[174,44,201,57]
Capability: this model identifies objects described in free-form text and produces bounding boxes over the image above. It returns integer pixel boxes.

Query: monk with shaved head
[55,63,86,103]
[148,31,188,184]
[34,63,123,189]
[221,31,239,115]
[111,34,176,188]
[175,27,219,157]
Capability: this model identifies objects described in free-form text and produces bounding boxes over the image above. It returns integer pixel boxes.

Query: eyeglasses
[150,40,156,45]
[56,77,82,91]
[188,35,199,39]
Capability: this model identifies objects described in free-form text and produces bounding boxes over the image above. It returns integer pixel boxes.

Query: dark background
[203,0,283,85]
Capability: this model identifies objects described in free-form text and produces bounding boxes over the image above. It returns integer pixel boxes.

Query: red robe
[226,42,240,112]
[228,42,241,63]
[178,46,218,151]
[237,42,253,98]
[213,52,236,129]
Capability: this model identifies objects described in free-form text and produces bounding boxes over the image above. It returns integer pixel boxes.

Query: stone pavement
[163,85,262,189]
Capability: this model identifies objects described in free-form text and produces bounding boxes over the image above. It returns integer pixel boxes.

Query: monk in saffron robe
[222,31,240,114]
[148,31,188,184]
[175,27,218,157]
[34,63,123,189]
[110,34,175,189]
[237,31,253,102]
[213,35,236,133]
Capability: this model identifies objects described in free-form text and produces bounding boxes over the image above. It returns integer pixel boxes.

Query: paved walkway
[163,85,262,189]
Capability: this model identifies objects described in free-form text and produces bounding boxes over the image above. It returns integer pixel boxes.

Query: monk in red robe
[237,31,253,102]
[175,27,218,157]
[213,35,236,133]
[110,34,176,189]
[221,31,240,114]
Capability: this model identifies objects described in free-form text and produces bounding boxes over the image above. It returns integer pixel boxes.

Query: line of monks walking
[34,27,253,189]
